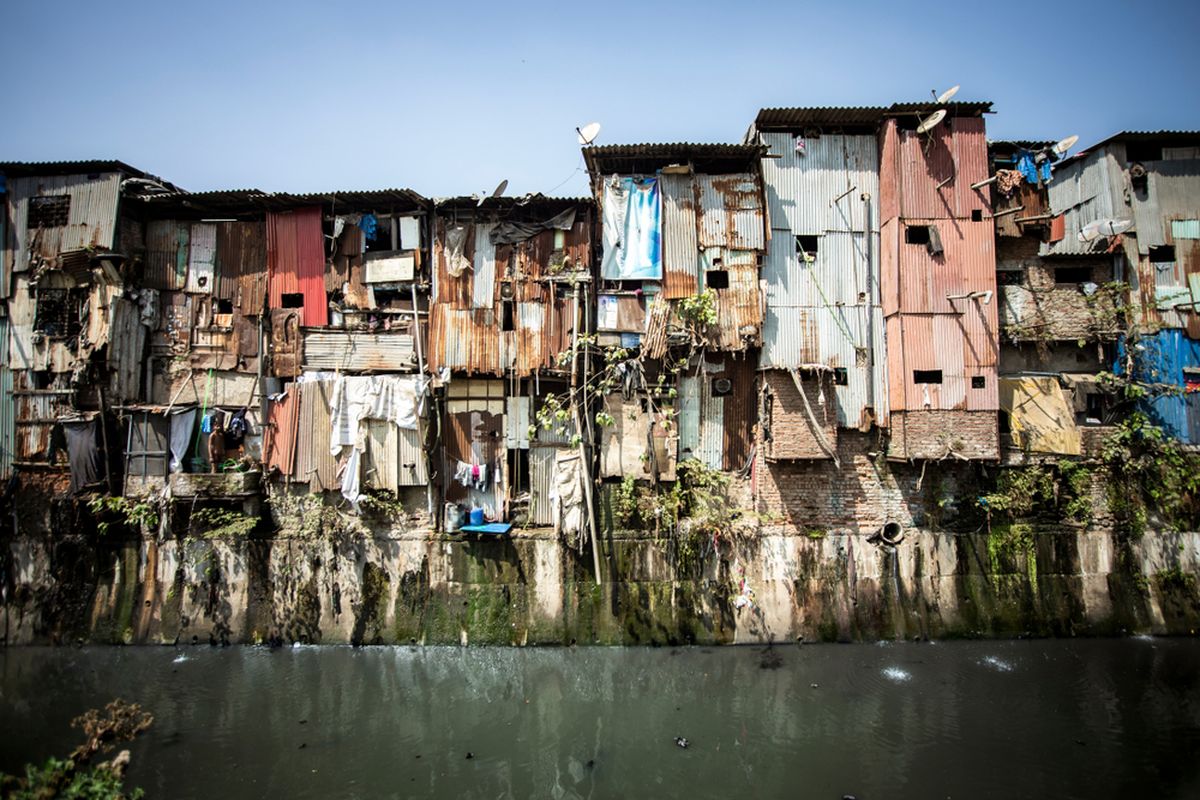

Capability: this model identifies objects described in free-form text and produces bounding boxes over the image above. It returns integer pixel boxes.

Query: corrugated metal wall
[661,174,699,299]
[6,172,122,274]
[0,318,12,479]
[302,331,416,371]
[758,131,887,427]
[294,378,340,491]
[695,173,765,251]
[267,208,328,327]
[1118,329,1200,444]
[1042,147,1123,257]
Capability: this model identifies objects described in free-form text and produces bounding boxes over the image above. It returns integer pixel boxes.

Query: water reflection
[1,640,1199,799]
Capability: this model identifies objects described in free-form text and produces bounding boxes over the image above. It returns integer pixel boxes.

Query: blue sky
[3,0,1197,197]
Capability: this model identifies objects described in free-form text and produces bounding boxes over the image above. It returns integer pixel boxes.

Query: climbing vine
[86,495,160,536]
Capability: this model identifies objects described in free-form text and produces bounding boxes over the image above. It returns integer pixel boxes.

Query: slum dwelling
[582,142,768,500]
[746,107,888,467]
[427,194,595,539]
[987,139,1121,461]
[1,160,180,497]
[878,102,1001,461]
[118,186,432,523]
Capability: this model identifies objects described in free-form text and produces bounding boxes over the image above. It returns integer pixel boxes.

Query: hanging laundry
[550,451,586,548]
[445,224,471,277]
[995,169,1023,197]
[61,418,104,494]
[1015,151,1053,184]
[358,213,378,241]
[168,408,197,474]
[600,176,662,281]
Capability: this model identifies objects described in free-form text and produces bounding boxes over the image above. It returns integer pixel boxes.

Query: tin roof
[1054,130,1200,167]
[132,187,427,216]
[753,106,889,131]
[0,159,153,178]
[583,142,767,175]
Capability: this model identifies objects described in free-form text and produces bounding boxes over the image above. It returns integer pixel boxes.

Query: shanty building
[878,102,1001,460]
[745,107,887,462]
[988,140,1123,460]
[425,194,594,534]
[582,143,768,478]
[124,187,431,516]
[1,160,177,493]
[1044,131,1200,444]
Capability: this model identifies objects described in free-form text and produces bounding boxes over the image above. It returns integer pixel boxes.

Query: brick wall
[761,370,837,461]
[998,236,1118,342]
[886,409,1000,461]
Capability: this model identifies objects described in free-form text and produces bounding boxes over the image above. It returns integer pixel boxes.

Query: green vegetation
[86,496,160,536]
[978,462,1091,525]
[188,506,258,540]
[0,700,153,800]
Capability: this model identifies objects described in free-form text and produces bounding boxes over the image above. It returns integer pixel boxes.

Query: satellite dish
[1053,135,1079,156]
[936,85,960,104]
[1078,218,1133,243]
[476,179,508,206]
[576,122,602,146]
[916,108,947,134]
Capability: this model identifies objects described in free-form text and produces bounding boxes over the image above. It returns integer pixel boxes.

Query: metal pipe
[1013,214,1054,223]
[830,185,857,207]
[862,192,875,416]
[970,175,998,190]
[990,206,1025,219]
[572,280,601,584]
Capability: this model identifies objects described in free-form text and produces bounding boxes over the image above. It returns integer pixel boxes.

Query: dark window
[913,369,942,384]
[832,368,848,386]
[795,235,819,260]
[997,270,1022,286]
[215,299,234,314]
[711,377,732,397]
[1125,142,1162,162]
[501,300,515,332]
[1149,245,1176,263]
[1055,267,1092,283]
[706,269,729,290]
[34,289,85,338]
[1084,392,1104,424]
[281,293,304,308]
[27,195,70,229]
[905,225,930,245]
[971,375,986,389]
[971,209,983,222]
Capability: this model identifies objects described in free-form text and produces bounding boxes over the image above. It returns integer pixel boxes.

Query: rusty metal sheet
[107,296,145,402]
[890,117,991,220]
[270,308,302,377]
[301,330,416,371]
[12,382,74,465]
[0,320,11,479]
[433,218,475,309]
[294,379,339,491]
[661,173,699,298]
[267,208,328,326]
[216,221,266,308]
[144,220,186,290]
[263,386,300,475]
[6,173,122,274]
[472,222,497,309]
[719,356,755,471]
[597,294,645,332]
[712,251,762,351]
[888,220,996,314]
[695,173,765,251]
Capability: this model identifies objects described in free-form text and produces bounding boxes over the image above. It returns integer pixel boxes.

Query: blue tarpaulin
[600,177,662,280]
[1115,329,1200,444]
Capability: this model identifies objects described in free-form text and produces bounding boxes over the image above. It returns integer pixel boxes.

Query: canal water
[2,639,1199,799]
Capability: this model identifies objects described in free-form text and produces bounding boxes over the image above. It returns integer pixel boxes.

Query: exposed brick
[887,409,999,460]
[761,370,837,461]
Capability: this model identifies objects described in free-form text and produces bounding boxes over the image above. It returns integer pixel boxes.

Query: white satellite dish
[916,108,947,134]
[1053,135,1079,157]
[1078,218,1133,243]
[576,122,602,146]
[936,85,960,104]
[476,179,508,206]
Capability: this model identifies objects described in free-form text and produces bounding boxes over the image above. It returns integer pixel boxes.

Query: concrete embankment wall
[5,526,1199,646]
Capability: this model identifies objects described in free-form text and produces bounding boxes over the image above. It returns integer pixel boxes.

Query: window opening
[27,196,70,229]
[905,225,930,245]
[795,235,819,262]
[832,368,848,386]
[971,375,986,389]
[281,293,304,308]
[1055,267,1092,284]
[913,369,943,384]
[706,269,729,290]
[501,300,515,332]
